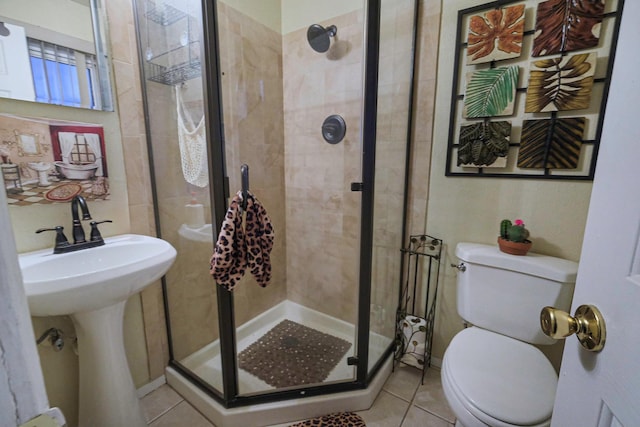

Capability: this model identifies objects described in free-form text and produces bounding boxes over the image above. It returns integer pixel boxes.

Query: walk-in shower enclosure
[134,0,418,413]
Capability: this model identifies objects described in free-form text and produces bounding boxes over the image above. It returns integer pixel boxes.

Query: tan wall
[106,0,165,387]
[426,0,594,368]
[370,0,426,338]
[280,0,362,34]
[3,0,593,421]
[282,9,364,325]
[0,0,94,43]
[1,0,160,425]
[219,0,282,33]
[217,2,289,330]
[0,84,136,427]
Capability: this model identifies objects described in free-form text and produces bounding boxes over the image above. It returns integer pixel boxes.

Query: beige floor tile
[149,401,215,427]
[412,368,456,423]
[383,364,423,402]
[357,390,410,427]
[141,384,184,423]
[401,406,453,427]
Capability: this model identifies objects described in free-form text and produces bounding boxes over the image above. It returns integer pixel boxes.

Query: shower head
[307,24,337,53]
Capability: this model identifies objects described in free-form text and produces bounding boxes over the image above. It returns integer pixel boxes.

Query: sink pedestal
[72,300,146,427]
[19,234,177,426]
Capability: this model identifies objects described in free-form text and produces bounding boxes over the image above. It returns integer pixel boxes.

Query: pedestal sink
[19,234,177,427]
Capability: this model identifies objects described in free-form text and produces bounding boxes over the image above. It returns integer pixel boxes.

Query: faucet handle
[89,220,113,242]
[36,226,70,253]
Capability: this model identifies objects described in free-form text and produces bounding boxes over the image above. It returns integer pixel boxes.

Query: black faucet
[71,195,92,243]
[36,195,112,254]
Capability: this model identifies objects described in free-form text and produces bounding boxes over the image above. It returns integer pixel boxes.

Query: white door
[551,2,640,425]
[0,23,35,102]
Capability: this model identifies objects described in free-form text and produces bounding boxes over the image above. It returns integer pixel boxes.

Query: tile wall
[282,9,364,325]
[106,0,168,383]
[217,1,289,330]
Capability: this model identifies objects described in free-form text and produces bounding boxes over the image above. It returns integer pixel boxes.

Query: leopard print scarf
[210,191,274,290]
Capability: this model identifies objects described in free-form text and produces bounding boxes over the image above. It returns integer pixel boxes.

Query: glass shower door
[370,0,418,375]
[214,0,366,395]
[133,0,224,396]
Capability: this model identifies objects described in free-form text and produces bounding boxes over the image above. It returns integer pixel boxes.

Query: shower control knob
[322,115,346,144]
[540,305,606,352]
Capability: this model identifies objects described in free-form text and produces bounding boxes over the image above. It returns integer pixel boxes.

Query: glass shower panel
[133,0,222,394]
[215,0,365,394]
[369,0,417,373]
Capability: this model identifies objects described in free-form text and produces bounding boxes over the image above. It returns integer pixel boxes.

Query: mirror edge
[91,0,114,112]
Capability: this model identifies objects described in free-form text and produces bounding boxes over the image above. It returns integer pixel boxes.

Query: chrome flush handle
[451,262,466,272]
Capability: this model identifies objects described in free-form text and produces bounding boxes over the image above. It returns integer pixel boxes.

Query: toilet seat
[442,327,557,427]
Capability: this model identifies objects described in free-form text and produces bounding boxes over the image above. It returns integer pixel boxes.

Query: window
[70,135,97,164]
[28,38,101,109]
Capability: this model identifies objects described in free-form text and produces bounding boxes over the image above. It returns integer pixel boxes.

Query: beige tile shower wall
[282,10,364,325]
[389,0,442,328]
[217,3,288,328]
[138,0,219,362]
[408,0,440,238]
[106,0,168,386]
[371,0,419,337]
[145,77,221,362]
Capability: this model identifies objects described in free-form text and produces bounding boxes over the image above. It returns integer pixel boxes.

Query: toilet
[442,243,578,427]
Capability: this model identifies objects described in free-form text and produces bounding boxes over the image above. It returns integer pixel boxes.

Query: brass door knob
[540,305,606,352]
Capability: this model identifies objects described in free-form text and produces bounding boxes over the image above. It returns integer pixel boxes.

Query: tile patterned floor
[141,365,456,427]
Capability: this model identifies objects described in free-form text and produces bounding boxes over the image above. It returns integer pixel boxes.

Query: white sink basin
[19,234,176,316]
[19,233,177,427]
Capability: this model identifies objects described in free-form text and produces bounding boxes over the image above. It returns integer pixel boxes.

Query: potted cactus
[498,218,532,255]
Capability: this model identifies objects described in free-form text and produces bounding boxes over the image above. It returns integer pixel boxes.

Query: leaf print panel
[467,4,525,65]
[457,121,511,167]
[518,118,586,169]
[464,66,519,118]
[532,0,605,57]
[525,53,596,113]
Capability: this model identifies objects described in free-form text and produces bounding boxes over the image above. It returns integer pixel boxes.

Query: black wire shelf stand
[395,234,442,384]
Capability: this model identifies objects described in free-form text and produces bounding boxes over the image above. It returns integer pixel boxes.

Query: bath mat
[238,319,351,388]
[288,412,366,427]
[45,183,82,202]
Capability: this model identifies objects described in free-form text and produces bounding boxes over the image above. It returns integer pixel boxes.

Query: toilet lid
[445,328,557,426]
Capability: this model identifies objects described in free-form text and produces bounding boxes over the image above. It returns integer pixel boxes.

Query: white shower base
[167,300,393,426]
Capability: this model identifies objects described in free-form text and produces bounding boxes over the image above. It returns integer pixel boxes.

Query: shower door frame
[155,0,413,409]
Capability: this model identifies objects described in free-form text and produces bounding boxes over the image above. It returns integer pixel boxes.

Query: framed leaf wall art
[531,0,606,57]
[467,4,525,65]
[458,121,512,167]
[445,0,625,180]
[525,53,597,113]
[464,66,519,118]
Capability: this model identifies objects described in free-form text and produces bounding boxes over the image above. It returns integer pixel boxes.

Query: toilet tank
[455,243,578,345]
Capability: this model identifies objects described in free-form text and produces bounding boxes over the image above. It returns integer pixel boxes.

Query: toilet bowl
[442,243,578,427]
[442,328,557,427]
